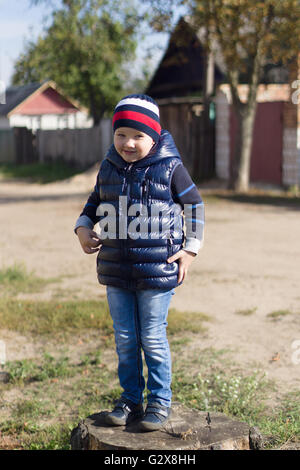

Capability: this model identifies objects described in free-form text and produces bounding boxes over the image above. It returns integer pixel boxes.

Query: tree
[13,0,139,125]
[144,0,300,191]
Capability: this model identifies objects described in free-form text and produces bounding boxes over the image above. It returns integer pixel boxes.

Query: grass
[0,261,299,450]
[0,160,83,184]
[201,187,300,209]
[0,297,114,339]
[171,348,300,450]
[235,307,257,316]
[1,344,299,450]
[0,297,211,340]
[267,309,293,320]
[5,354,72,385]
[0,262,60,295]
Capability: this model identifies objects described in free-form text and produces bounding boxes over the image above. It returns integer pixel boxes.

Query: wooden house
[146,17,300,187]
[0,80,92,131]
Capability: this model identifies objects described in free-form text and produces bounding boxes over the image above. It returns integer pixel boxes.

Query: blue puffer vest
[96,130,184,290]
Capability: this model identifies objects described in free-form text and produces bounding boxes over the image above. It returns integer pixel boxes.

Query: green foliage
[13,0,140,124]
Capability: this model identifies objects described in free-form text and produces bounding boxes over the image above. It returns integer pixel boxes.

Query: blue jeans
[106,286,175,408]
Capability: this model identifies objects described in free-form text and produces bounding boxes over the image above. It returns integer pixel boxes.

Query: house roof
[146,17,293,100]
[146,18,225,99]
[0,80,87,117]
[0,82,43,116]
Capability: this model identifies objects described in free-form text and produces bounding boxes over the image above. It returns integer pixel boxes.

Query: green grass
[0,298,210,339]
[267,309,292,320]
[235,307,257,316]
[0,262,60,295]
[1,346,299,450]
[0,269,299,450]
[171,349,300,449]
[168,308,211,335]
[0,297,113,338]
[5,354,73,385]
[172,367,269,420]
[0,160,83,184]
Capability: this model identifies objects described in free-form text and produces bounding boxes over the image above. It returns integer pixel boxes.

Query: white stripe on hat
[115,97,160,117]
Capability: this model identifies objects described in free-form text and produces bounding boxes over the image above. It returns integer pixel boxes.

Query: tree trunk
[90,99,104,127]
[229,101,257,192]
[193,46,214,181]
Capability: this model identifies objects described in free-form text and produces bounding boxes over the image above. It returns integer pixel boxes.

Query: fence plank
[0,129,15,163]
[35,120,112,167]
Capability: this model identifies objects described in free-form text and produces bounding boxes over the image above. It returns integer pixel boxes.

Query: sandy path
[0,171,299,396]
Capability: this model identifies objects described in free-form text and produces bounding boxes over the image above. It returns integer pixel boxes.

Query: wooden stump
[71,402,259,450]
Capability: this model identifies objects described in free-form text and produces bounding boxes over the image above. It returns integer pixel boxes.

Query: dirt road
[0,170,300,396]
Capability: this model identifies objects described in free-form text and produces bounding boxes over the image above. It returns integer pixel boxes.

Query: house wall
[215,85,299,187]
[9,111,92,130]
[230,102,283,185]
[282,102,298,187]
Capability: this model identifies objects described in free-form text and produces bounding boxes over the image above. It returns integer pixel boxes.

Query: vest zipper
[167,236,174,258]
[141,180,147,205]
[122,164,133,282]
[122,163,133,196]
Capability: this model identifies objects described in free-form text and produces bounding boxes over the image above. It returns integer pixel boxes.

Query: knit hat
[113,94,161,143]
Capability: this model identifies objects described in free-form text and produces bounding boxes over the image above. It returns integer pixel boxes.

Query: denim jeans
[106,286,175,408]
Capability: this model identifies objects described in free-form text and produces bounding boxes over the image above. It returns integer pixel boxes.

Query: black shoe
[105,398,144,426]
[138,403,171,431]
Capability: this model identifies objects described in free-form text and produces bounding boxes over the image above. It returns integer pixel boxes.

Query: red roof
[14,87,78,115]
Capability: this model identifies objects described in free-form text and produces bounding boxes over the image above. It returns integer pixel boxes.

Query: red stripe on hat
[113,110,161,134]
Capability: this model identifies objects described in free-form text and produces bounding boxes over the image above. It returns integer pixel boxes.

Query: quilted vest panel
[96,131,184,290]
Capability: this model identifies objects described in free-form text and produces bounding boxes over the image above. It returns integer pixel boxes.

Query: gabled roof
[147,16,292,100]
[0,82,43,116]
[0,80,88,117]
[146,17,224,99]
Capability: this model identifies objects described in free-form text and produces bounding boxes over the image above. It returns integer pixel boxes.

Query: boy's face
[114,127,155,163]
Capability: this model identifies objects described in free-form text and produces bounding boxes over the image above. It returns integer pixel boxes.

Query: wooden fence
[0,119,112,168]
[0,129,15,164]
[157,97,215,181]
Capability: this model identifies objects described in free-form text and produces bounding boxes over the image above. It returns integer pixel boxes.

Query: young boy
[75,94,204,431]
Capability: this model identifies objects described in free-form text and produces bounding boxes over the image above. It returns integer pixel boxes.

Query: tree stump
[71,402,257,450]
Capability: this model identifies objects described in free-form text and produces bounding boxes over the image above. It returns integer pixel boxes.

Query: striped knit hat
[113,94,161,143]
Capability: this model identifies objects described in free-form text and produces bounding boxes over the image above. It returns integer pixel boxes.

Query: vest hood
[105,129,182,169]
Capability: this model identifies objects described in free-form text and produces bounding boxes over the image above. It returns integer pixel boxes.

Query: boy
[75,94,204,431]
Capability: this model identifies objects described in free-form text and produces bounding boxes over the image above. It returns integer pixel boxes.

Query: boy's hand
[167,249,196,284]
[76,227,102,254]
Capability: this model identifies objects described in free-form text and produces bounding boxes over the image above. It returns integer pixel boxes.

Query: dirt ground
[0,167,300,400]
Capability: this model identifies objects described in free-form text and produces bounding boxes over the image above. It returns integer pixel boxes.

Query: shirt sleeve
[74,172,101,233]
[171,164,205,254]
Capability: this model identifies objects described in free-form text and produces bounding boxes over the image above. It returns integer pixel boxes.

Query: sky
[0,0,50,86]
[0,0,173,89]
